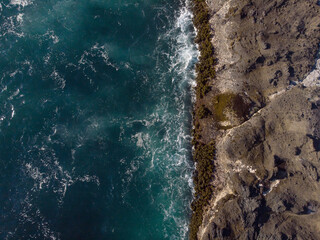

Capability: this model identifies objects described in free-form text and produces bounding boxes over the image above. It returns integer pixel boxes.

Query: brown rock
[195,0,320,239]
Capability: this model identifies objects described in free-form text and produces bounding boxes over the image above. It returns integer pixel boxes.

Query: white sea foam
[93,44,119,70]
[79,44,120,74]
[76,175,100,186]
[10,104,15,119]
[10,0,32,7]
[23,144,100,210]
[44,53,51,64]
[9,70,19,77]
[172,8,198,73]
[16,13,24,23]
[0,15,25,38]
[160,3,197,236]
[133,1,198,238]
[50,70,66,89]
[8,88,20,100]
[44,30,59,44]
[23,60,33,75]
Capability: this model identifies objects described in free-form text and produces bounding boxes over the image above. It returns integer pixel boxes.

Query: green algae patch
[213,93,236,122]
[190,141,215,240]
[190,0,216,239]
[213,93,250,128]
[193,0,216,99]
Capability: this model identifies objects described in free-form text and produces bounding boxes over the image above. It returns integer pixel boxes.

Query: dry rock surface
[197,0,320,239]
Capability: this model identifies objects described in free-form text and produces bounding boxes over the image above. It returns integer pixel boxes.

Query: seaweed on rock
[189,0,216,239]
[189,141,215,240]
[197,104,211,119]
[193,0,215,99]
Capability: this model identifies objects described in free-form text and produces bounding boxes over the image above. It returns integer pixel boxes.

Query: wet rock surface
[196,0,320,239]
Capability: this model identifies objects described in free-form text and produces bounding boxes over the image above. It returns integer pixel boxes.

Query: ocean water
[0,0,198,239]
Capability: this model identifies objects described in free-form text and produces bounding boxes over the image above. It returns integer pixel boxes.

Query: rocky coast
[190,0,320,239]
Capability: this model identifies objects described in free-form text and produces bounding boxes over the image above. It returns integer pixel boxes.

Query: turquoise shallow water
[0,0,198,239]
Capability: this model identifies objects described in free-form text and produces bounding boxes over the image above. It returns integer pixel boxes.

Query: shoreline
[189,0,216,239]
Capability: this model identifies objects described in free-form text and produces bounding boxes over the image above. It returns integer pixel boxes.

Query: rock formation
[193,0,320,239]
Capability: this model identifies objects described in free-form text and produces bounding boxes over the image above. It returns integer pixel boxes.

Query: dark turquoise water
[0,0,198,239]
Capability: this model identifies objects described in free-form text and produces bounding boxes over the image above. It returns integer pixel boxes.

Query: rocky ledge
[193,0,320,239]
